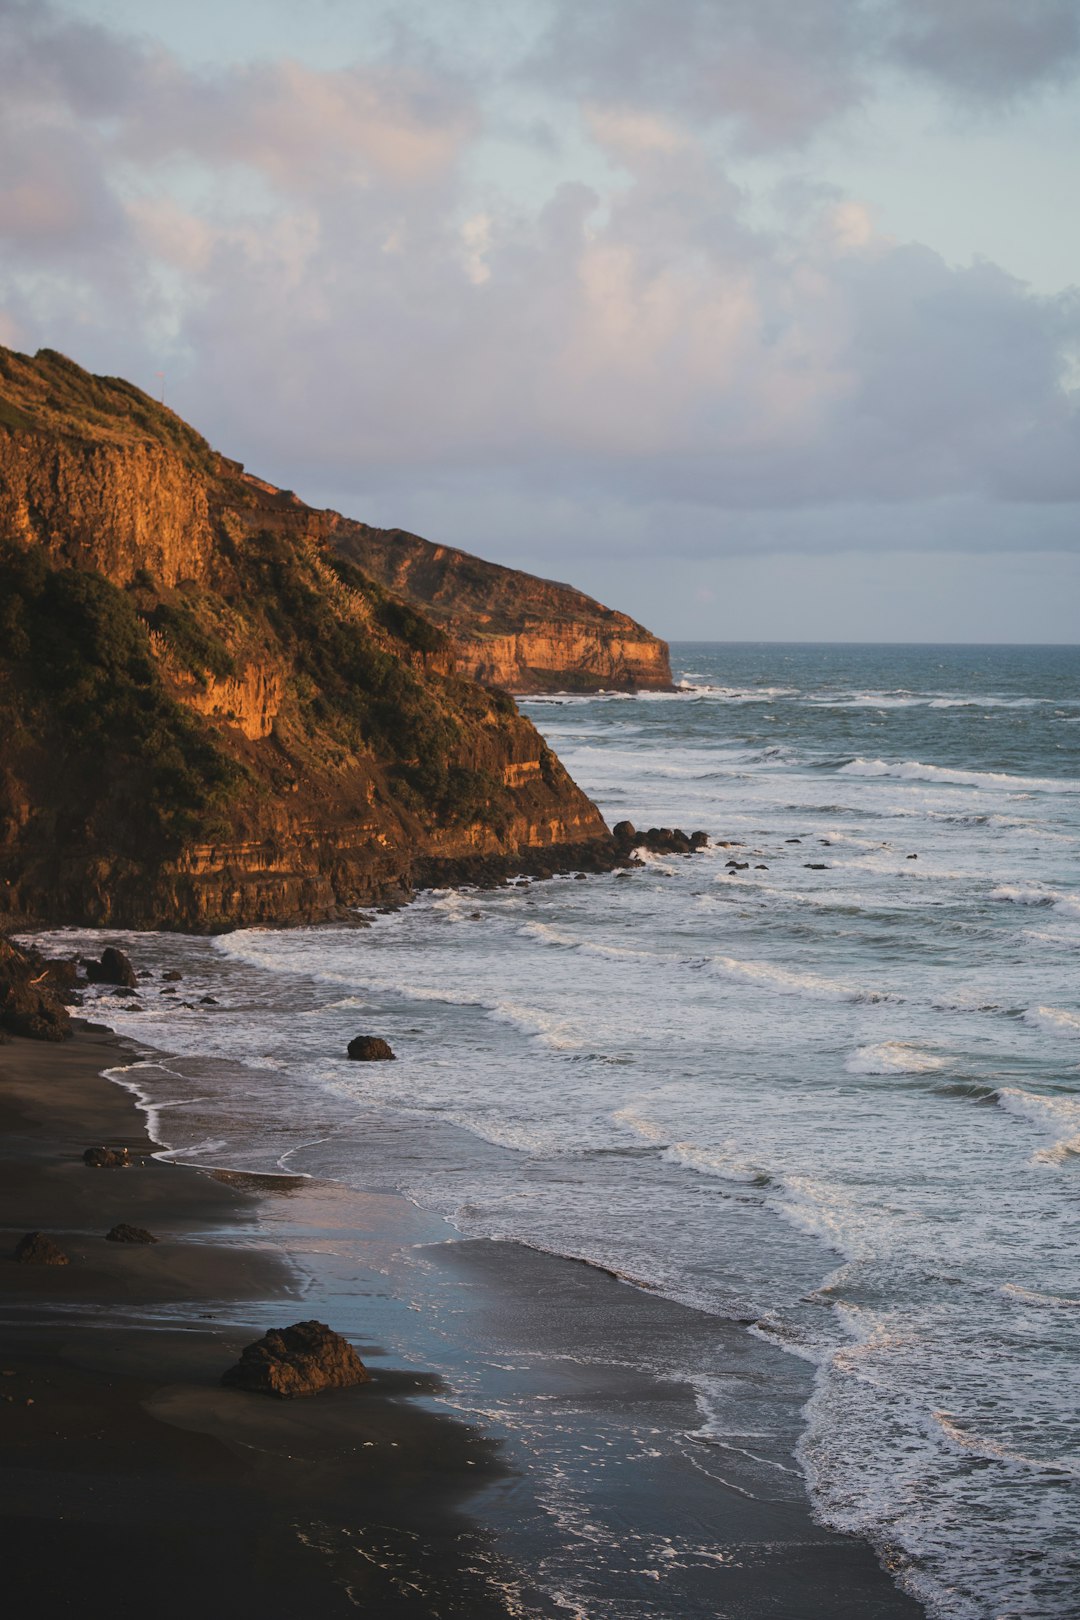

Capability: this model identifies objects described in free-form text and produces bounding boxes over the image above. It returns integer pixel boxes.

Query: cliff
[0,346,618,931]
[325,523,674,694]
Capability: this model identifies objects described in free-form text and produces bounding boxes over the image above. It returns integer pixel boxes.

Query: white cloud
[0,0,1077,596]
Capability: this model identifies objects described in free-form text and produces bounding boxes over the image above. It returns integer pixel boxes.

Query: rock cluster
[612,822,709,857]
[221,1319,370,1398]
[347,1035,396,1061]
[13,1232,69,1265]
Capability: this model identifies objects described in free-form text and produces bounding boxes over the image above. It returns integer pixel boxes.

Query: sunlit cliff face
[0,348,615,931]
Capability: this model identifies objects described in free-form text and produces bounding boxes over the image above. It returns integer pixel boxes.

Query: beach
[0,1021,923,1618]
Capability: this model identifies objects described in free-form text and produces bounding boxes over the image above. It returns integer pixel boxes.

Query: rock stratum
[0,345,627,930]
[327,523,673,694]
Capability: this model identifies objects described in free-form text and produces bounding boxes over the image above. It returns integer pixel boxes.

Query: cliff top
[0,343,671,692]
[330,518,639,636]
[0,346,215,463]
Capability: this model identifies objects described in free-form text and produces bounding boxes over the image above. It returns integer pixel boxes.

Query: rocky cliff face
[326,521,674,693]
[0,346,617,931]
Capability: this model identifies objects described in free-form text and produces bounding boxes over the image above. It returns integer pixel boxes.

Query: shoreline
[0,1014,926,1617]
[0,1025,553,1617]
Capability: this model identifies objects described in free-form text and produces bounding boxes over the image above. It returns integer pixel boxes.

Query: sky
[2,0,1079,642]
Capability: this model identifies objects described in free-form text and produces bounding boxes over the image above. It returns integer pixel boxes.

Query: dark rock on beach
[84,946,138,989]
[14,1231,69,1266]
[83,1146,133,1169]
[162,970,183,981]
[221,1319,370,1398]
[106,1224,158,1244]
[0,937,74,1041]
[804,863,830,871]
[347,1035,395,1061]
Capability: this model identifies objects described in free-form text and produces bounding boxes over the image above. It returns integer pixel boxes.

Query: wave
[1001,1282,1080,1310]
[524,922,895,1004]
[989,884,1058,907]
[838,757,1078,793]
[933,1410,1080,1477]
[1022,1005,1080,1038]
[519,920,656,964]
[662,1140,772,1186]
[709,955,897,1003]
[996,1086,1080,1165]
[672,683,799,701]
[845,1042,945,1075]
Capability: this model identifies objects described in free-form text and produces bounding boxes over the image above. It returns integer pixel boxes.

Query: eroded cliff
[0,346,616,930]
[326,521,674,693]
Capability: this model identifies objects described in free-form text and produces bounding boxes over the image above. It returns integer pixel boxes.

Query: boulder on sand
[14,1232,69,1266]
[84,946,138,989]
[221,1319,370,1398]
[106,1224,158,1244]
[347,1035,395,1061]
[83,1145,132,1169]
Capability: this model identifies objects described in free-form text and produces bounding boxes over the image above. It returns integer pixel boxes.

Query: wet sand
[0,1029,542,1618]
[0,1026,924,1617]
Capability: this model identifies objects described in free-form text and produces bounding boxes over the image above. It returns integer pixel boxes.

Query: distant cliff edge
[0,346,626,931]
[327,523,673,694]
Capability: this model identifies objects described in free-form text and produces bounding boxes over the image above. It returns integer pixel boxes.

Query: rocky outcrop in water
[612,822,709,856]
[347,1035,395,1061]
[84,947,138,989]
[0,346,623,930]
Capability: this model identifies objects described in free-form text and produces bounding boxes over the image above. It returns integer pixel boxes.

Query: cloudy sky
[3,0,1079,640]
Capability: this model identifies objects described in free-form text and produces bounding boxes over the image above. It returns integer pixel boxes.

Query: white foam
[933,1410,1080,1476]
[662,1139,771,1186]
[1001,1282,1080,1310]
[989,884,1058,907]
[996,1087,1080,1165]
[845,1042,945,1075]
[708,954,895,1004]
[839,757,1078,793]
[1023,1005,1080,1038]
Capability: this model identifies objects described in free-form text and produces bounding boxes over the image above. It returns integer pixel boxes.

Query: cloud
[0,0,1077,573]
[889,0,1080,102]
[528,0,1080,151]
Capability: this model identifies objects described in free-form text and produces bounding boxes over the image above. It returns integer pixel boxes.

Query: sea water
[41,643,1080,1618]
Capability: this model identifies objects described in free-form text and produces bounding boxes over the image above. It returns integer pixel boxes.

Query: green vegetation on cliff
[0,546,245,849]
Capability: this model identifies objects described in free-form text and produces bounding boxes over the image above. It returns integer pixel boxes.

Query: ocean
[39,642,1080,1618]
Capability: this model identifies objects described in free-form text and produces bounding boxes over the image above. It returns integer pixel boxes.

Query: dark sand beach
[0,1024,924,1618]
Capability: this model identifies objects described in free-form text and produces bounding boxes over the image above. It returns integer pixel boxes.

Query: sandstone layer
[0,346,622,930]
[327,521,674,693]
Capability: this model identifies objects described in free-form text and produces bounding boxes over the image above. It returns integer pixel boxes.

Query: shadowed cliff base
[0,345,646,930]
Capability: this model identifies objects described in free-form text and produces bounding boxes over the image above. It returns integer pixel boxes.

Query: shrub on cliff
[0,546,244,846]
